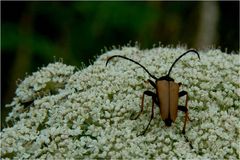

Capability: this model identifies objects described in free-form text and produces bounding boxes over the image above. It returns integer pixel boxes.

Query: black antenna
[106,55,157,80]
[167,50,200,77]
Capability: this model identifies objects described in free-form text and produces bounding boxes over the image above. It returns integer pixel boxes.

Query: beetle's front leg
[178,91,190,134]
[147,79,156,88]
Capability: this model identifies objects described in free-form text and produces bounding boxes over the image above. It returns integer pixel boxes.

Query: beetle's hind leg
[130,90,158,135]
[178,91,190,134]
[130,91,157,120]
[178,91,194,149]
[139,91,158,136]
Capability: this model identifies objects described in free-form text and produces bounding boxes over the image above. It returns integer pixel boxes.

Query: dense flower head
[1,46,239,159]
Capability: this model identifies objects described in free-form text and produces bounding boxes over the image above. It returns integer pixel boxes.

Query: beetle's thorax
[157,75,174,81]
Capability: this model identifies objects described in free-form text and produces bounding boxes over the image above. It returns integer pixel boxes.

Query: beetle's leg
[148,79,156,88]
[130,91,157,120]
[179,90,187,97]
[140,94,156,136]
[178,91,194,149]
[178,91,190,134]
[178,105,191,121]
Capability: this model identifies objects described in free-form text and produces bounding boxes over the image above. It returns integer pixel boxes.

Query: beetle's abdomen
[157,80,179,122]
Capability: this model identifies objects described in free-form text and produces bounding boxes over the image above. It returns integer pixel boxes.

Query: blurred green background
[1,1,239,127]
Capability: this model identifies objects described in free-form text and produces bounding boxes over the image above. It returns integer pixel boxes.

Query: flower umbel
[1,47,239,159]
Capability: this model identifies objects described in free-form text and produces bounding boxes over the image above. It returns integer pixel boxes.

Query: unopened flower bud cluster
[1,46,239,159]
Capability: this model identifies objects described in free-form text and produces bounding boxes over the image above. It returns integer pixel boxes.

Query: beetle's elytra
[106,50,200,136]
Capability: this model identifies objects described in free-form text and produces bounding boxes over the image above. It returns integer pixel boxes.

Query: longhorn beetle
[106,50,200,137]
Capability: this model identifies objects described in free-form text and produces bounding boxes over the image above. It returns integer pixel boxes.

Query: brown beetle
[106,50,200,136]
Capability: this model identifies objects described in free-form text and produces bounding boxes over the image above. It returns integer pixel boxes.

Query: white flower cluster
[16,62,75,103]
[1,46,239,159]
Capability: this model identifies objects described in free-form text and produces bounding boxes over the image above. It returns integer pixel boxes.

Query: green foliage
[2,23,56,58]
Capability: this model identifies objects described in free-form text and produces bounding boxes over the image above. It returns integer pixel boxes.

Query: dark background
[1,1,239,127]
